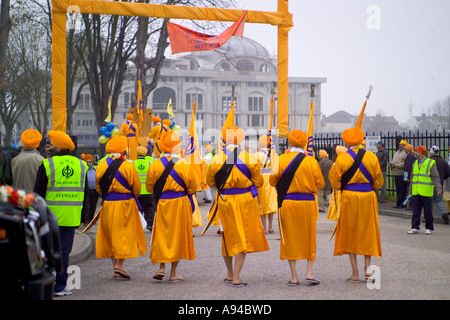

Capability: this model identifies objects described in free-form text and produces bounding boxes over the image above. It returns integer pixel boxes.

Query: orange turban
[259,135,270,148]
[82,154,93,162]
[405,144,415,152]
[136,146,147,156]
[342,127,364,147]
[416,146,427,156]
[126,114,134,121]
[21,129,42,149]
[152,116,161,123]
[160,130,181,154]
[319,150,328,158]
[162,119,172,126]
[223,126,245,145]
[288,130,307,148]
[205,144,213,152]
[48,130,75,151]
[336,145,348,156]
[106,136,127,153]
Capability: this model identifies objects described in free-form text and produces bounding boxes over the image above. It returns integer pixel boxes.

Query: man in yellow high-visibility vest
[34,130,88,296]
[407,146,442,235]
[134,146,154,230]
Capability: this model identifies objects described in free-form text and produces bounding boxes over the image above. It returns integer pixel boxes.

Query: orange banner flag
[186,101,203,183]
[167,12,246,55]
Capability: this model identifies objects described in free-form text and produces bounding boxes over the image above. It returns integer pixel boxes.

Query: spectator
[375,141,389,203]
[443,146,450,224]
[407,146,442,235]
[389,139,408,208]
[403,144,416,209]
[82,153,98,226]
[11,129,45,191]
[318,150,333,212]
[429,146,450,223]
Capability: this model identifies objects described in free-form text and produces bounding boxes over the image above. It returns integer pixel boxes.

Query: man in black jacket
[375,141,389,202]
[429,146,450,223]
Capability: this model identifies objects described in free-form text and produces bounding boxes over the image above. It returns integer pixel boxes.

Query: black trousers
[394,175,407,206]
[411,195,434,231]
[55,226,75,293]
[83,190,98,224]
[138,194,155,228]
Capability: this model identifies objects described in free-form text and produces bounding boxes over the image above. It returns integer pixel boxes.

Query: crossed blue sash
[126,121,136,137]
[343,149,374,192]
[278,152,315,201]
[160,157,195,213]
[221,148,258,198]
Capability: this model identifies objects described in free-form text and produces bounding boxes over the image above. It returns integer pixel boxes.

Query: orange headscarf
[106,136,127,153]
[288,130,307,148]
[416,146,427,156]
[160,130,181,154]
[21,129,42,149]
[47,130,75,151]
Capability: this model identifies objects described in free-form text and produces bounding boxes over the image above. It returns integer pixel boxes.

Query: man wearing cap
[95,135,147,279]
[148,116,170,157]
[255,135,278,233]
[11,129,44,191]
[389,139,408,208]
[34,130,89,296]
[429,146,450,224]
[375,141,389,203]
[270,130,324,286]
[147,130,198,283]
[82,153,98,225]
[403,144,416,208]
[317,149,333,213]
[134,145,155,231]
[206,126,269,287]
[120,114,138,160]
[330,127,384,282]
[407,146,442,234]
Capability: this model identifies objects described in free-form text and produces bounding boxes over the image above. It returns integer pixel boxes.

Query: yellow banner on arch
[52,0,293,137]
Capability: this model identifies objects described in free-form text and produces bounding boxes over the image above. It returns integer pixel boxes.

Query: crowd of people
[1,120,449,297]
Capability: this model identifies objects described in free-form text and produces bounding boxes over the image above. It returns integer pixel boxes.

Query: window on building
[237,59,254,72]
[260,64,270,72]
[220,62,231,71]
[186,93,203,110]
[222,96,237,111]
[247,115,264,127]
[80,93,90,109]
[248,96,264,112]
[153,87,176,110]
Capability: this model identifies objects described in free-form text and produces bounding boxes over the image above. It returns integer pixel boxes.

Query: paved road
[63,199,450,302]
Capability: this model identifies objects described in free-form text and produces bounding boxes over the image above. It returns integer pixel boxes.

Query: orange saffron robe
[255,149,278,215]
[269,151,324,261]
[95,157,148,259]
[146,157,198,263]
[206,147,269,257]
[329,148,384,257]
[119,121,138,160]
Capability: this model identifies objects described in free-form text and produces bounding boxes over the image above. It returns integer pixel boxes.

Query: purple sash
[160,157,195,213]
[126,121,136,137]
[284,193,315,201]
[224,148,258,198]
[106,158,142,211]
[343,150,374,192]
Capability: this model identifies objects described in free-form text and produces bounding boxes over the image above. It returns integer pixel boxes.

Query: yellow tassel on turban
[319,150,328,158]
[21,129,42,149]
[160,130,181,154]
[259,135,270,148]
[48,130,75,151]
[342,127,364,147]
[106,135,127,153]
[288,130,307,148]
[136,146,147,156]
[223,126,245,145]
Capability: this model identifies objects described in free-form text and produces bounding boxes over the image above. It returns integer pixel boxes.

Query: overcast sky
[239,0,450,123]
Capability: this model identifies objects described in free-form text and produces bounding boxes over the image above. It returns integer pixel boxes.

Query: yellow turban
[223,126,245,145]
[160,130,181,154]
[162,119,172,126]
[136,146,147,156]
[288,130,307,148]
[259,135,270,148]
[319,150,328,158]
[48,130,75,151]
[21,129,42,149]
[106,135,127,153]
[205,144,213,152]
[336,145,348,156]
[342,127,364,147]
[400,140,408,145]
[126,114,134,121]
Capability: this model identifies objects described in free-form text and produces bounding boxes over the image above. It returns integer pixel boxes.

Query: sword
[81,210,100,234]
[201,191,225,236]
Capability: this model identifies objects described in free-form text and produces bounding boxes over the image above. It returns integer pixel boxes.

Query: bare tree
[0,0,11,90]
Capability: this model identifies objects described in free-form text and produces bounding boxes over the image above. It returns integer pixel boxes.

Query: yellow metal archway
[51,0,293,137]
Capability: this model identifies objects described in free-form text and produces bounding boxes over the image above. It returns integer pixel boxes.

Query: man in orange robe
[146,130,198,283]
[119,114,138,160]
[329,127,384,283]
[206,126,269,287]
[95,135,147,279]
[269,130,324,286]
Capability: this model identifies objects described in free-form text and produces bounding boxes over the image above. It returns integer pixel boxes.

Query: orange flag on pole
[167,12,246,55]
[137,80,143,135]
[306,85,315,157]
[356,85,373,129]
[218,100,235,153]
[186,101,203,183]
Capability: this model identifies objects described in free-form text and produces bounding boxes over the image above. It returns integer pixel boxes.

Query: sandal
[232,281,247,288]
